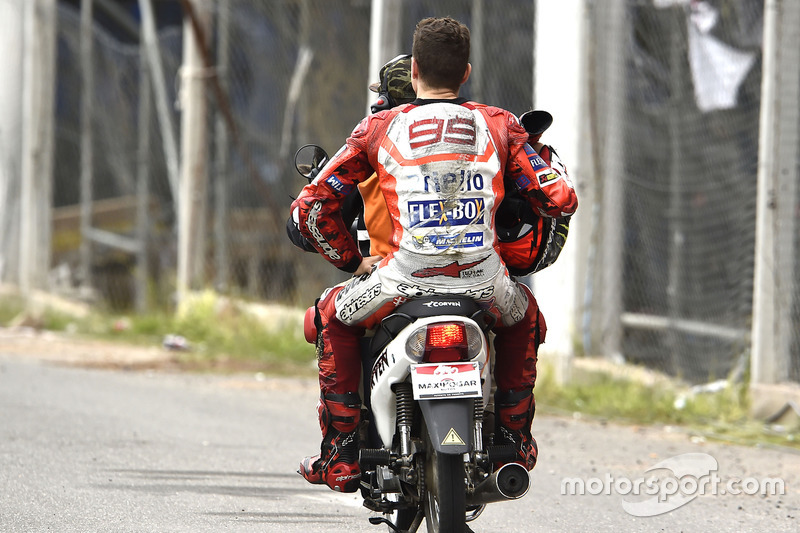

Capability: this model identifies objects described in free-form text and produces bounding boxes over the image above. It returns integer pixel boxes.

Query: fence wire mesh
[51,0,537,310]
[15,0,799,385]
[584,0,800,383]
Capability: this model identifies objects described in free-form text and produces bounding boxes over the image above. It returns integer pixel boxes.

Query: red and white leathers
[291,97,577,396]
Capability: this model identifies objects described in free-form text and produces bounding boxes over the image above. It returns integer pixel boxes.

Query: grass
[2,290,798,449]
[0,292,81,332]
[105,306,316,375]
[0,290,317,377]
[535,360,800,450]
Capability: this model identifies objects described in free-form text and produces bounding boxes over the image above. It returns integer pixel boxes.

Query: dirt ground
[0,326,179,370]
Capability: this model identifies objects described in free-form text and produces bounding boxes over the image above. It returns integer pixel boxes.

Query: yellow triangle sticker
[441,428,465,446]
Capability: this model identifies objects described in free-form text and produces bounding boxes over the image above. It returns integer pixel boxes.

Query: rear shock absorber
[473,396,485,453]
[395,383,414,458]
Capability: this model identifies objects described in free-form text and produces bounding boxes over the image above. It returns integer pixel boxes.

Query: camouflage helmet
[369,54,415,111]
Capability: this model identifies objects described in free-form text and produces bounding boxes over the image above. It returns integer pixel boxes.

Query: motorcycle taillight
[423,322,468,363]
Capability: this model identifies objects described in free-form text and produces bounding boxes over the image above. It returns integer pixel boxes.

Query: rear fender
[369,314,488,446]
[420,399,473,455]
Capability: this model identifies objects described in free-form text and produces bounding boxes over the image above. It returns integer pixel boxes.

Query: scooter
[295,146,530,533]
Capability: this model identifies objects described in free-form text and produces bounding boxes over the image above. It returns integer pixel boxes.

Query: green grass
[1,291,317,377]
[0,293,81,332]
[103,307,316,375]
[535,361,800,450]
[0,294,25,325]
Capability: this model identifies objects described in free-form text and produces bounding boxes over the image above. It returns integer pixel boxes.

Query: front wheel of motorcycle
[423,423,466,533]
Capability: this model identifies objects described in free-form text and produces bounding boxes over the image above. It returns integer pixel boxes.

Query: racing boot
[298,392,362,492]
[494,389,538,471]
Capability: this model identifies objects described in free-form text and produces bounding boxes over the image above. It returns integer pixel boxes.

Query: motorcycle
[293,146,531,533]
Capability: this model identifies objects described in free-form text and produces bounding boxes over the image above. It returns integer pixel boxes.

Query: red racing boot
[298,392,362,492]
[495,389,538,471]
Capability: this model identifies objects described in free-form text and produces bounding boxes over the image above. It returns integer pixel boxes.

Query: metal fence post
[138,0,180,205]
[0,0,25,287]
[135,22,153,313]
[589,0,626,362]
[213,0,231,293]
[367,0,402,115]
[751,0,800,386]
[177,0,210,304]
[79,0,94,292]
[20,0,57,298]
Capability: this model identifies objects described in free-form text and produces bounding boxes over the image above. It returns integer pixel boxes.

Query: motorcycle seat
[394,296,480,318]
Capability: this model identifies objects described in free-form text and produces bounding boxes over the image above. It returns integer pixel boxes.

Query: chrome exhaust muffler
[466,463,531,505]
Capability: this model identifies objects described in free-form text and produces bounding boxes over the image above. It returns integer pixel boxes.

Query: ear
[461,63,472,85]
[411,57,419,91]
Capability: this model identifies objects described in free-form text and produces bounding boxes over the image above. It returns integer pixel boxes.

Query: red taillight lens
[427,323,466,346]
[424,323,468,362]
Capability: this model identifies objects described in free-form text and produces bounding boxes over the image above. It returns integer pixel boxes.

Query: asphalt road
[1,353,798,532]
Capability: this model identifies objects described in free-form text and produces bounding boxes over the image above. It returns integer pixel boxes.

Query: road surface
[0,345,798,532]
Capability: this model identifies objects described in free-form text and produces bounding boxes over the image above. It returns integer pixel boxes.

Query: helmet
[369,54,415,113]
[496,197,539,244]
[495,196,545,276]
[495,193,571,276]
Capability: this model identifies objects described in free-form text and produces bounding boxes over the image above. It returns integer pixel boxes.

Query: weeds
[535,361,800,450]
[0,290,316,377]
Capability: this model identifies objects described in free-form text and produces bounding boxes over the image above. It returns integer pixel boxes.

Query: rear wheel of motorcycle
[389,508,415,531]
[423,426,466,533]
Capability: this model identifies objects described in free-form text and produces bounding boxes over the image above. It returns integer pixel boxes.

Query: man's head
[412,17,470,93]
[369,54,415,113]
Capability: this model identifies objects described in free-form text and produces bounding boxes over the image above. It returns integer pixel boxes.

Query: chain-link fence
[3,0,799,387]
[583,0,799,384]
[49,0,536,311]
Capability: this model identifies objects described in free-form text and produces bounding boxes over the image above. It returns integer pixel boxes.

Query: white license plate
[410,362,482,400]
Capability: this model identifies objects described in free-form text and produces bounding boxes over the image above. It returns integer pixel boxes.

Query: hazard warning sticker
[441,428,466,446]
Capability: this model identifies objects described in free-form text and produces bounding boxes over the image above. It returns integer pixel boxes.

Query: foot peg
[368,516,402,532]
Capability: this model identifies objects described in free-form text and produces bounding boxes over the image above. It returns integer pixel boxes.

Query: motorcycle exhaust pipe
[466,463,531,506]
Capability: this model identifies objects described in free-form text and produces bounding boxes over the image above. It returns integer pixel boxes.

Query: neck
[415,81,459,100]
[417,89,459,99]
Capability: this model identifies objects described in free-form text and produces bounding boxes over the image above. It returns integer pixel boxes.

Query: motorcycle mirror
[294,144,329,182]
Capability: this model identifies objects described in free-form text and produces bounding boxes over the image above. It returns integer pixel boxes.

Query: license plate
[410,362,482,400]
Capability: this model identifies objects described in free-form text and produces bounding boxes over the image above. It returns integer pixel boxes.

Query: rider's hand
[354,255,382,276]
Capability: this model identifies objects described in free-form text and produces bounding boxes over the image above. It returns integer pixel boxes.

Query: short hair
[412,17,470,92]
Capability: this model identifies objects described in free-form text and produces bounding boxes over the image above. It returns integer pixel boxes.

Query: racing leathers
[292,98,577,488]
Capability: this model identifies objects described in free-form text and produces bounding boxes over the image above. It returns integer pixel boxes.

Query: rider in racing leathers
[291,17,578,493]
[288,58,571,275]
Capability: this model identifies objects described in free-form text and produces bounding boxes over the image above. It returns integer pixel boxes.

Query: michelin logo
[412,232,484,249]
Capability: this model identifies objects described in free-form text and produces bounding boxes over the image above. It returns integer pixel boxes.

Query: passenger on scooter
[287,54,416,258]
[291,17,578,493]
